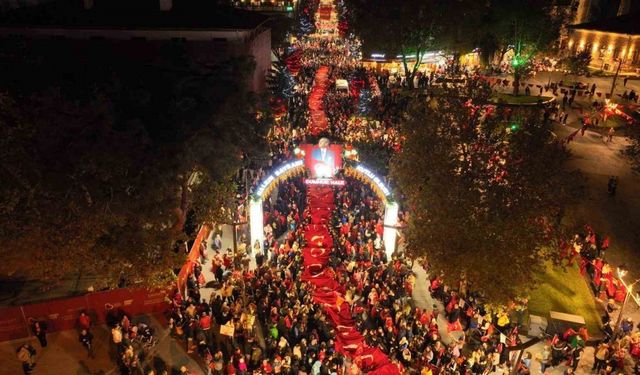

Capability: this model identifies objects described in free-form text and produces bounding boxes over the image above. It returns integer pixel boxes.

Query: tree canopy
[0,39,267,288]
[624,125,640,175]
[345,0,437,85]
[346,0,569,68]
[391,86,583,303]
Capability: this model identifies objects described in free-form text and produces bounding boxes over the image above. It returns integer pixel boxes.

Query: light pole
[608,35,632,99]
[229,221,248,256]
[614,266,640,338]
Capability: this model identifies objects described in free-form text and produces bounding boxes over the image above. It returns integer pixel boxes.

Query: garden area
[489,93,554,105]
[528,262,603,336]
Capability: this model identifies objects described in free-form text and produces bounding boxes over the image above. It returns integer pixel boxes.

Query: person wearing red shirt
[261,359,273,373]
[199,312,212,344]
[78,312,91,331]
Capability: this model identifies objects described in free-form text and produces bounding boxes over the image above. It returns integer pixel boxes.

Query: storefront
[361,51,446,74]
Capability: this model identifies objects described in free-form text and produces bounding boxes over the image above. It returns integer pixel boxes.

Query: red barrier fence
[176,223,213,297]
[0,224,211,342]
[0,288,170,342]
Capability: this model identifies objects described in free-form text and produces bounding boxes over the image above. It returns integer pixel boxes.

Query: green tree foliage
[346,0,436,87]
[347,0,568,80]
[623,125,640,175]
[0,39,267,288]
[391,86,583,303]
[560,49,592,75]
[479,0,567,63]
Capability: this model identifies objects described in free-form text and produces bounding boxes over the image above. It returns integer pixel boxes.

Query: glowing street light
[614,265,640,338]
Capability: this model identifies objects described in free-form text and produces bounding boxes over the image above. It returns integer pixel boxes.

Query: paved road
[492,70,640,99]
[0,314,206,375]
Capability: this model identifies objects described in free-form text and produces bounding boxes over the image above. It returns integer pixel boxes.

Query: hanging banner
[301,138,343,179]
[0,307,29,342]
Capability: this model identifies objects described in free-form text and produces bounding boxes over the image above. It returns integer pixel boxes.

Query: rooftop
[568,11,640,35]
[0,0,270,31]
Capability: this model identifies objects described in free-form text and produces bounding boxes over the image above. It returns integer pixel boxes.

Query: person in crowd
[16,343,37,375]
[79,329,94,358]
[30,320,47,348]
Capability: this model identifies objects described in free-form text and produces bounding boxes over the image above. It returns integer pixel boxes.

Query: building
[0,0,272,92]
[574,0,640,24]
[566,11,640,73]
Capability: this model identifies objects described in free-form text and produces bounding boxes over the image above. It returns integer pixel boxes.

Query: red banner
[2,222,211,342]
[0,288,170,342]
[22,296,86,332]
[0,307,28,342]
[177,223,212,297]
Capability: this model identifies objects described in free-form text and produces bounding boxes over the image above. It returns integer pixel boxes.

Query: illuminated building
[566,11,640,72]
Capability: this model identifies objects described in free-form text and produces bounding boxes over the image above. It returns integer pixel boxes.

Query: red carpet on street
[308,66,330,136]
[301,185,399,374]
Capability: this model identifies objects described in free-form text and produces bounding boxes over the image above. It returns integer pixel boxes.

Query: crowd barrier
[0,288,169,342]
[176,223,212,297]
[0,223,213,342]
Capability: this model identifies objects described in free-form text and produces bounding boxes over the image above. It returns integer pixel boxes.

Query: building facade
[574,0,640,24]
[0,0,272,92]
[566,11,640,73]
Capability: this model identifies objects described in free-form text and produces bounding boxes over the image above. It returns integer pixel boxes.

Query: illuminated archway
[249,160,305,253]
[249,161,400,261]
[344,164,399,259]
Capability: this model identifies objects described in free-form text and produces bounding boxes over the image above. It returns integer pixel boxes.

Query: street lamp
[614,265,640,338]
[608,35,632,99]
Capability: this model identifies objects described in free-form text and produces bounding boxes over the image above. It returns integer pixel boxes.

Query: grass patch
[528,262,602,335]
[589,113,630,129]
[600,115,629,129]
[489,93,553,105]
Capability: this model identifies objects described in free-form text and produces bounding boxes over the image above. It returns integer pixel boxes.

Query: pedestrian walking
[562,95,568,109]
[592,342,609,372]
[607,176,618,196]
[624,76,628,87]
[607,127,615,142]
[570,347,583,371]
[30,320,47,348]
[540,345,551,373]
[79,329,95,358]
[16,343,37,375]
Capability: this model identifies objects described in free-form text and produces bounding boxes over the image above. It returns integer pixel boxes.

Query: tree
[560,49,592,75]
[623,125,640,175]
[0,39,267,289]
[477,0,569,94]
[346,0,436,88]
[391,84,583,303]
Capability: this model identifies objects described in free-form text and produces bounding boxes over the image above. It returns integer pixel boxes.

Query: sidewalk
[0,314,206,375]
[0,223,268,375]
[489,71,640,101]
[411,263,603,375]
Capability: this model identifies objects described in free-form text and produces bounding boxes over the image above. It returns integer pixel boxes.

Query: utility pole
[609,35,632,99]
[609,58,623,99]
[614,291,630,339]
[229,221,248,256]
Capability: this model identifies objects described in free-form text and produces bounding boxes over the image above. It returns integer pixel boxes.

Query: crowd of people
[14,0,640,373]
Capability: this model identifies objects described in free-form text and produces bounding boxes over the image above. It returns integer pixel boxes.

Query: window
[613,47,620,59]
[633,50,639,64]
